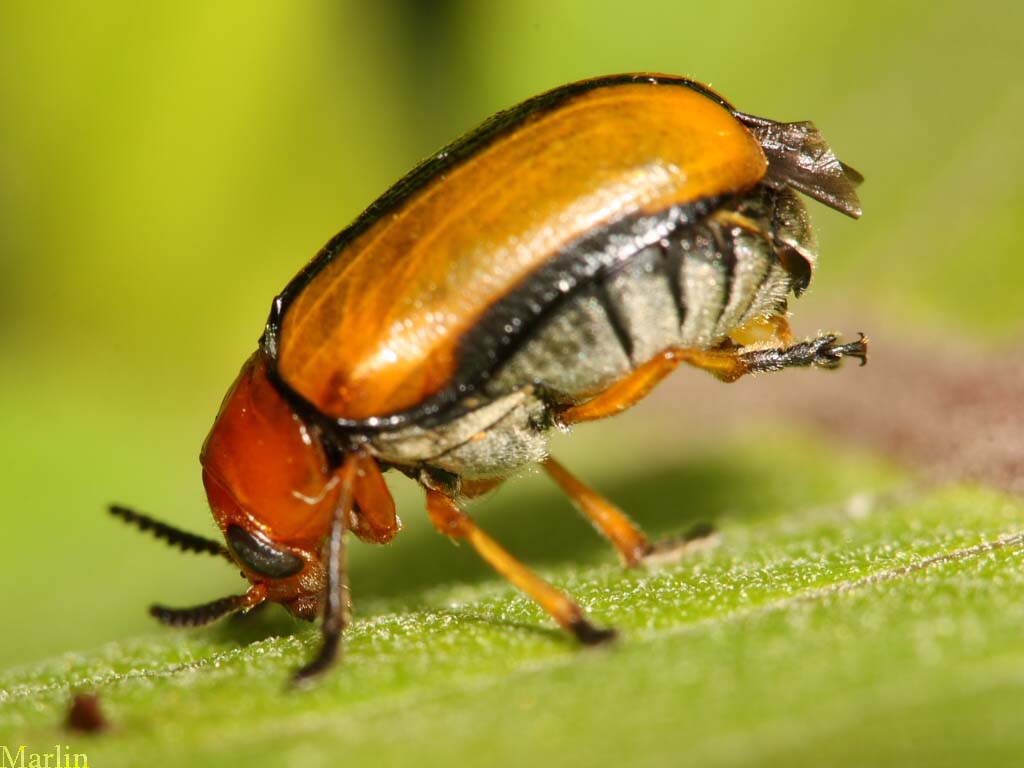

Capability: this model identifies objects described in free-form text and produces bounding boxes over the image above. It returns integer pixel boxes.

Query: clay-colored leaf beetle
[111,73,866,682]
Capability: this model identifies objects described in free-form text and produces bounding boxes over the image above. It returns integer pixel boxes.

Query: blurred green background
[1,0,1023,751]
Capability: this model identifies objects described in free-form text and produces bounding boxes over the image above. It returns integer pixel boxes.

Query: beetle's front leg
[292,454,358,685]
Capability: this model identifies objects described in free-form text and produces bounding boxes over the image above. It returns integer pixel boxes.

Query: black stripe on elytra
[259,74,734,359]
[594,279,635,364]
[266,200,719,449]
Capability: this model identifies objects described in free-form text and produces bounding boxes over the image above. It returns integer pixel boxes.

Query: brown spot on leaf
[66,692,108,733]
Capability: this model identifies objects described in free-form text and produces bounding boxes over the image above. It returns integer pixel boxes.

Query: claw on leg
[826,332,869,367]
[637,522,720,568]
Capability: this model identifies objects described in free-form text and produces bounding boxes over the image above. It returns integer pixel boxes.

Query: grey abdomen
[369,186,814,480]
[489,188,806,404]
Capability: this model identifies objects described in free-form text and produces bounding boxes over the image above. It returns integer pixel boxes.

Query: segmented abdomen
[487,185,812,404]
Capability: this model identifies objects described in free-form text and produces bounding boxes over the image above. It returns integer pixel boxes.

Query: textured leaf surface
[3,440,1022,768]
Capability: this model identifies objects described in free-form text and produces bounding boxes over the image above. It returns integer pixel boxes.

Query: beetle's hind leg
[543,457,717,568]
[637,332,866,385]
[557,330,867,427]
[549,330,865,566]
[424,486,616,645]
[728,332,868,379]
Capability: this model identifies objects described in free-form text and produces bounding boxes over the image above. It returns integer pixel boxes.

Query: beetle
[111,73,866,682]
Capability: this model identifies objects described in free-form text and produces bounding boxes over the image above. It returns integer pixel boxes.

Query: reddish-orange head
[200,350,341,619]
[110,349,400,634]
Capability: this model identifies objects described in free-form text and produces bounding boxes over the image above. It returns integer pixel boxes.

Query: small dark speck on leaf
[66,692,108,734]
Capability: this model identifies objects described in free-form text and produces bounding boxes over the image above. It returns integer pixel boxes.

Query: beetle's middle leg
[424,487,616,644]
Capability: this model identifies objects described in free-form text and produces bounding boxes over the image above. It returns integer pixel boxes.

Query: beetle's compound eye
[226,524,304,579]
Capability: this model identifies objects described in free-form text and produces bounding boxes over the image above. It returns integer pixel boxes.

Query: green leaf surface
[3,439,1022,768]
